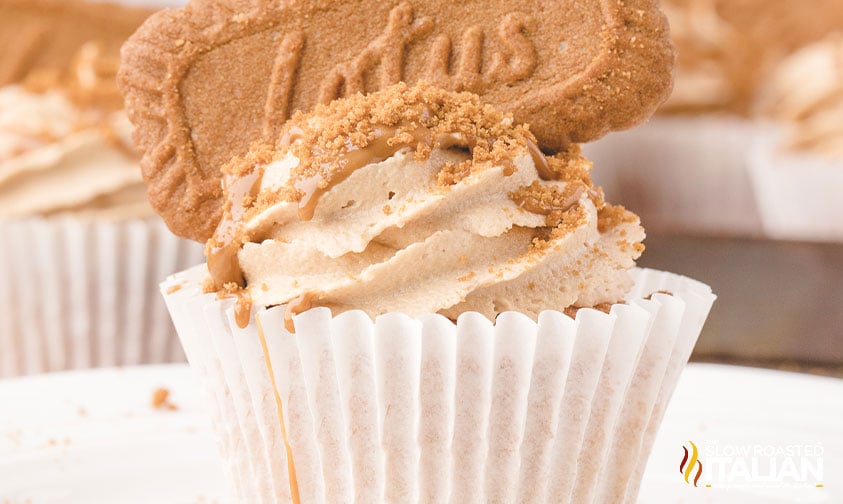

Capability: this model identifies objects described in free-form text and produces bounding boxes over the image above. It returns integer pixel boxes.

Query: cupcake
[584,0,843,237]
[159,84,713,502]
[0,6,203,377]
[120,0,715,501]
[749,33,843,241]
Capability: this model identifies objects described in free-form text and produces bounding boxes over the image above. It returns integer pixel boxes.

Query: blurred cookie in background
[0,0,154,86]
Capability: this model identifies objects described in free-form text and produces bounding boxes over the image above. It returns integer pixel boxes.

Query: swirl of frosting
[0,85,150,219]
[207,83,644,327]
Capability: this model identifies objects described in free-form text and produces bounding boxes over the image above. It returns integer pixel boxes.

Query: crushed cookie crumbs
[201,276,216,294]
[151,388,178,411]
[597,204,639,233]
[222,82,537,223]
[436,160,474,186]
[529,206,588,252]
[457,271,476,282]
[545,145,594,184]
[220,282,242,296]
[201,83,646,320]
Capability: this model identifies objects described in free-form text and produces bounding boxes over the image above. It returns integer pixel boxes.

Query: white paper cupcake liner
[0,217,204,377]
[583,116,763,236]
[748,125,843,242]
[163,266,715,504]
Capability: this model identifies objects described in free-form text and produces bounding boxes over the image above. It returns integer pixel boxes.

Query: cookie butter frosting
[207,84,644,326]
[758,34,843,158]
[0,85,150,219]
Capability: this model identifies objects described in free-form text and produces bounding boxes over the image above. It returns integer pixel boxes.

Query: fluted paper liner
[0,217,203,377]
[163,266,714,504]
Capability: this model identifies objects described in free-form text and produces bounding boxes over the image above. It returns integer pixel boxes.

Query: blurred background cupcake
[584,0,843,237]
[581,0,843,375]
[0,0,202,377]
[750,33,843,242]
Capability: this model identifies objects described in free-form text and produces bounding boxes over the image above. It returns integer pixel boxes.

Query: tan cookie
[119,0,675,242]
[0,0,154,86]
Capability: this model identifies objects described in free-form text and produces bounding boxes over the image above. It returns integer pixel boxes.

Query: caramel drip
[207,169,264,288]
[294,126,492,221]
[283,293,316,332]
[295,125,433,221]
[526,139,554,180]
[256,318,301,504]
[234,294,253,329]
[207,243,241,288]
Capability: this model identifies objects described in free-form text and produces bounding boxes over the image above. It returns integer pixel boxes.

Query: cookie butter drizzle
[207,169,263,289]
[294,124,543,221]
[233,292,253,329]
[256,318,301,503]
[283,293,316,332]
[295,124,431,221]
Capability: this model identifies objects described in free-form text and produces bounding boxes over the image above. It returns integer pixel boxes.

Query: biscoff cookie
[119,0,675,242]
[0,0,154,86]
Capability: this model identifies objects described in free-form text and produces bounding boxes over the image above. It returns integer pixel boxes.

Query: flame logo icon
[680,440,703,487]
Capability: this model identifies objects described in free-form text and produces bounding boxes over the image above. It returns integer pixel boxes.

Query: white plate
[0,363,840,503]
[639,364,842,504]
[0,365,225,503]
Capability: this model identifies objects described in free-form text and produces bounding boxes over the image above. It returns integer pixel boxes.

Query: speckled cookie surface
[119,0,675,242]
